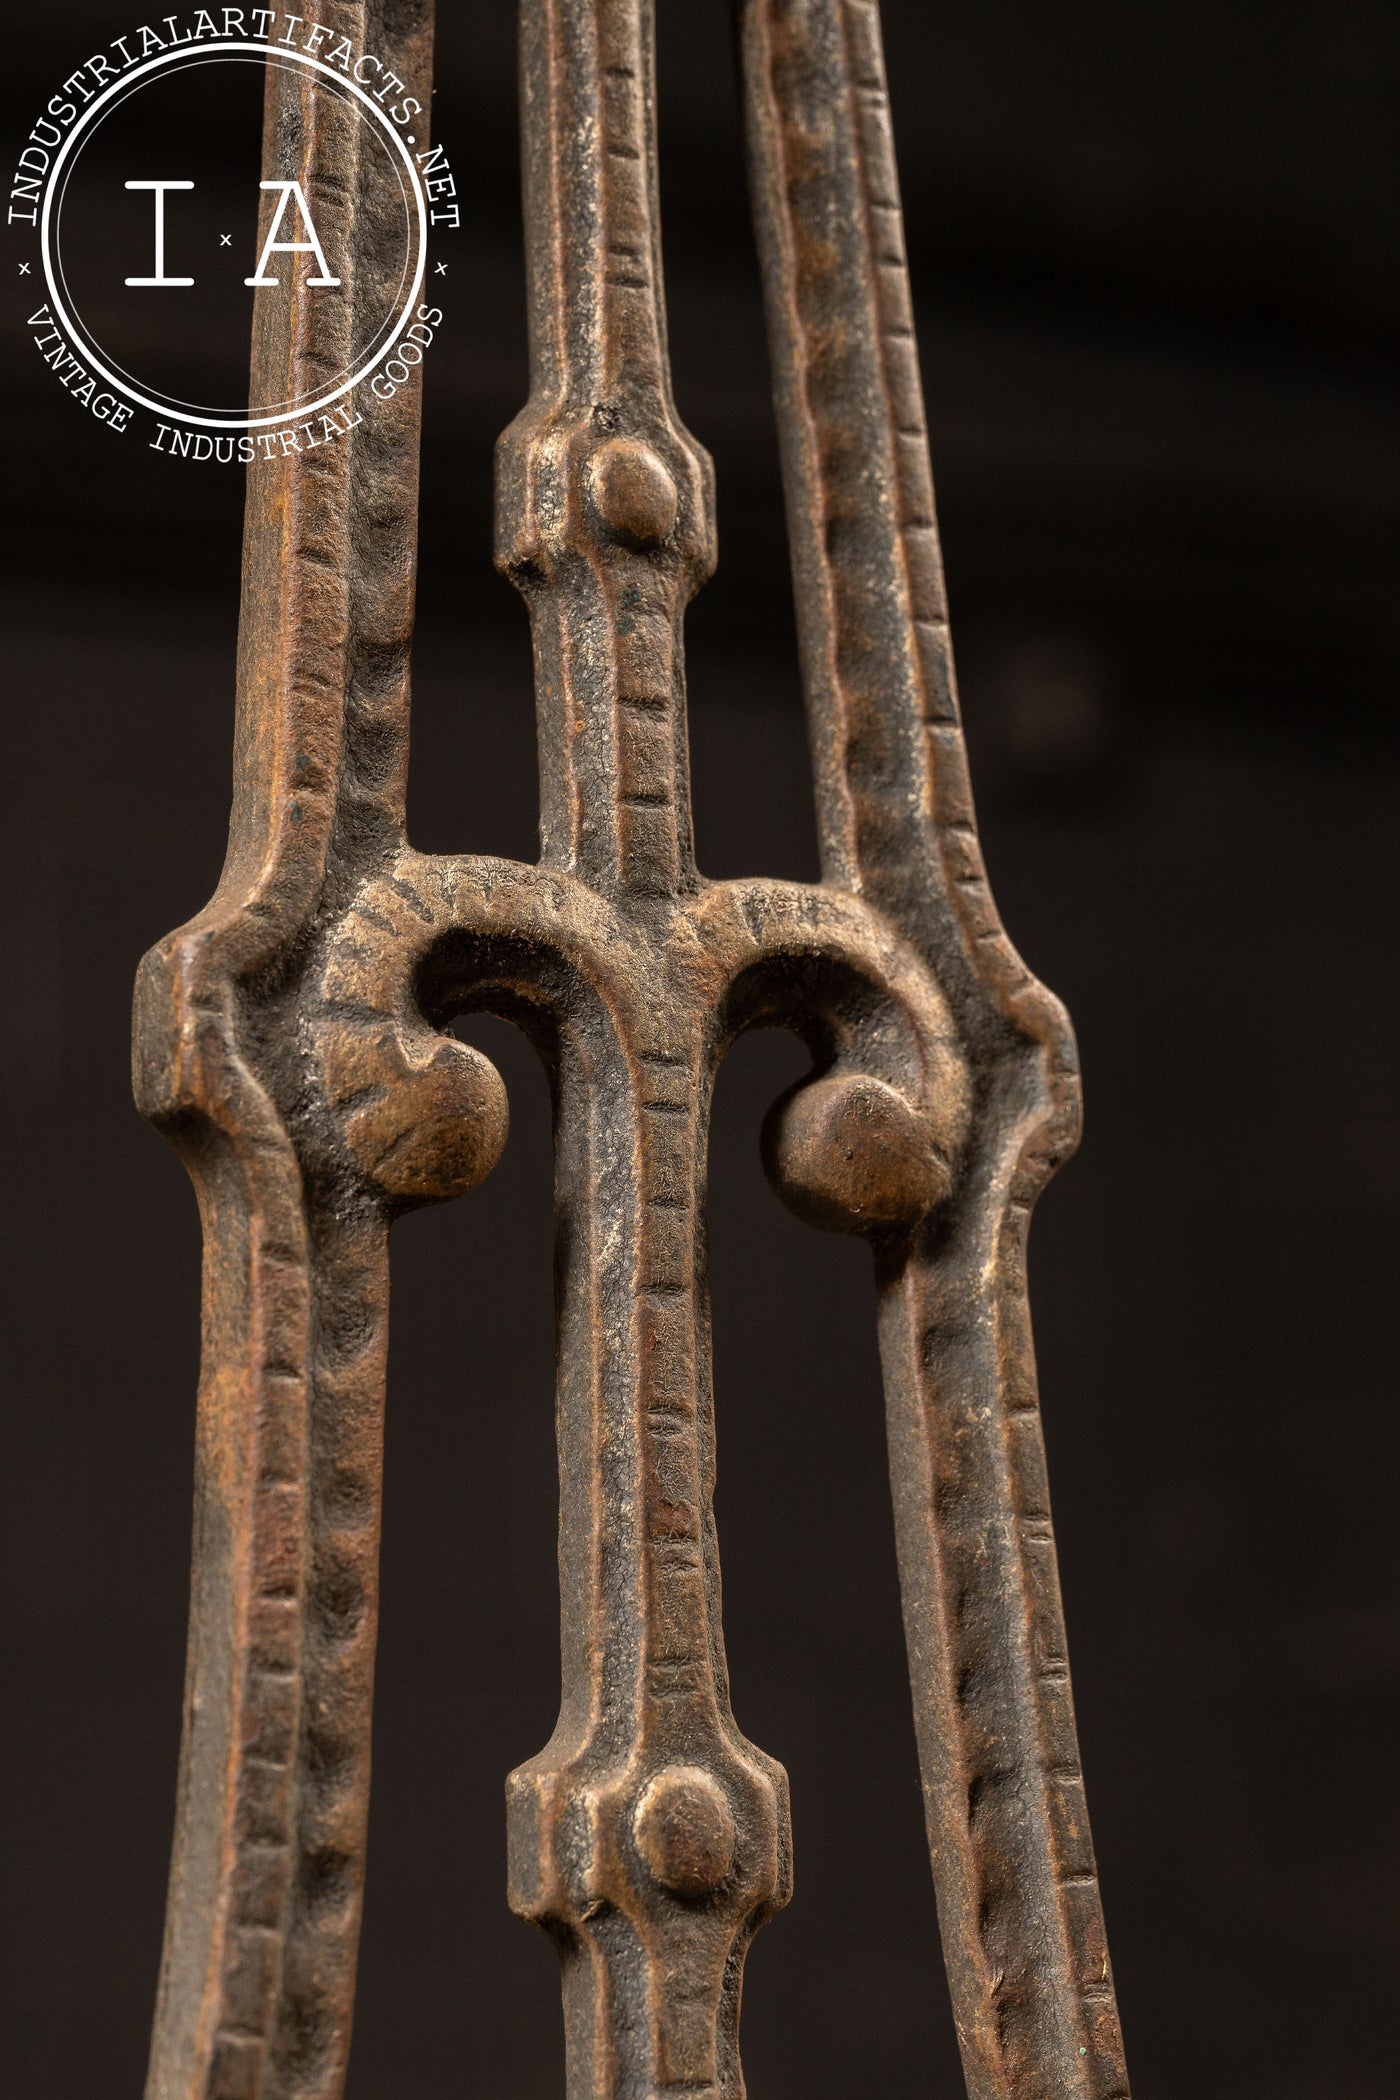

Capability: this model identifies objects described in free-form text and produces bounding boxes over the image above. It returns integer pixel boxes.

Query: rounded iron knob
[588,437,679,548]
[345,1036,508,1207]
[633,1766,737,1899]
[762,1072,953,1233]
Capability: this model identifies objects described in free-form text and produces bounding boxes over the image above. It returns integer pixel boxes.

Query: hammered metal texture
[133,6,1129,2098]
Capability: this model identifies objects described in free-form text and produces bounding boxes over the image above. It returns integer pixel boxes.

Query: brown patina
[133,5,1130,2097]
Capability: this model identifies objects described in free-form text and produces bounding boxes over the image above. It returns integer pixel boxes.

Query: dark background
[2,3,1397,2095]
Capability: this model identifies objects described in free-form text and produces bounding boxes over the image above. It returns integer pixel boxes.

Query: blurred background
[2,3,1396,2095]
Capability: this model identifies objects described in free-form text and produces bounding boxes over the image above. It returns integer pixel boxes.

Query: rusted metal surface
[133,3,1129,2097]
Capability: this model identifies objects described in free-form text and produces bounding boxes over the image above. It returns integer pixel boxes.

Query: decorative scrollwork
[133,5,1129,2099]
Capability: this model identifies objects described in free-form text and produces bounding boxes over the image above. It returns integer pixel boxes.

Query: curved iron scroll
[132,4,1130,2098]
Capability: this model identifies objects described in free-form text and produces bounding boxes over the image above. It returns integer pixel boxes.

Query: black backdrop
[2,4,1397,2095]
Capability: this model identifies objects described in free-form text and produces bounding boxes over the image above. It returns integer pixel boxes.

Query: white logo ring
[40,42,428,431]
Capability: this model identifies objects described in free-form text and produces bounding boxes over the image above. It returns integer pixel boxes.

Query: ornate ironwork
[133,4,1129,2097]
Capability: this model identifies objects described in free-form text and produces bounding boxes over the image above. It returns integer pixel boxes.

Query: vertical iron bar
[738,3,1128,2094]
